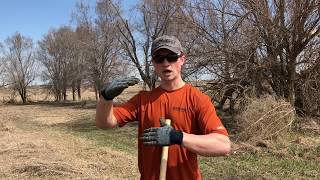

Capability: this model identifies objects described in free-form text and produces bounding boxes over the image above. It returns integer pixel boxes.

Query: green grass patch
[57,116,138,155]
[200,151,319,179]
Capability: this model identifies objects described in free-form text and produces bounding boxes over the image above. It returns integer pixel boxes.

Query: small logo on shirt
[172,107,192,112]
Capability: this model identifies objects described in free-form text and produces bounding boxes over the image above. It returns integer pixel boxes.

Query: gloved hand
[100,76,140,101]
[140,120,183,146]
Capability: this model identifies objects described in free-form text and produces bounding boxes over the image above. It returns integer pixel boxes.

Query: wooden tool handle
[159,119,171,180]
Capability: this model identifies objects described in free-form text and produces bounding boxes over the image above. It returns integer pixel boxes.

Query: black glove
[140,120,183,146]
[100,76,139,101]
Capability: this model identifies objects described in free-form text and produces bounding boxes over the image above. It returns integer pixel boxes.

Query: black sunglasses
[152,54,181,64]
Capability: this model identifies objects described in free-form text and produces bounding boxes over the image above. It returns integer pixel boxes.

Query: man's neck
[160,78,185,91]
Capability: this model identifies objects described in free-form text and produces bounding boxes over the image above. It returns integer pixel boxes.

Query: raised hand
[100,76,140,101]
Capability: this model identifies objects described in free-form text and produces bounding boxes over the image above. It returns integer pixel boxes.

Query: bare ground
[0,104,139,179]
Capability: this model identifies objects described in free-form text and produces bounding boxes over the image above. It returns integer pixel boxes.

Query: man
[96,35,231,180]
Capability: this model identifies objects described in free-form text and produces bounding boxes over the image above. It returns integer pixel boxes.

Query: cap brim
[152,46,180,56]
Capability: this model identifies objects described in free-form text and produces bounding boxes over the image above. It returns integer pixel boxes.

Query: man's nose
[162,58,170,65]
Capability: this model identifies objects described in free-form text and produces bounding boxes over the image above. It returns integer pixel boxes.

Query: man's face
[152,49,185,82]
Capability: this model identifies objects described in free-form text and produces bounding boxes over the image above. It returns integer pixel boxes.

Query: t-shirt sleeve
[196,94,228,136]
[113,93,140,127]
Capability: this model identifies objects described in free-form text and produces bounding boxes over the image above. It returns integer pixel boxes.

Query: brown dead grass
[0,84,143,104]
[0,103,139,179]
[0,86,97,104]
[1,85,319,179]
[236,96,295,142]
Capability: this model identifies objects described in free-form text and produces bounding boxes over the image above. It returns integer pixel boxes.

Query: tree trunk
[287,59,296,106]
[72,86,76,101]
[94,85,98,100]
[23,88,27,103]
[77,85,81,100]
[63,88,67,101]
[19,88,27,104]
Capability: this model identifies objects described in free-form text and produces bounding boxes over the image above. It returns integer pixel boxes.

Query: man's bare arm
[182,133,231,156]
[141,123,231,156]
[95,99,118,129]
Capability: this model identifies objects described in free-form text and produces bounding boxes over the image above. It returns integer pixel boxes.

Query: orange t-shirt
[114,84,228,180]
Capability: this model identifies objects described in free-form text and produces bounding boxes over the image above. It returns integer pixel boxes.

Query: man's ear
[180,54,186,64]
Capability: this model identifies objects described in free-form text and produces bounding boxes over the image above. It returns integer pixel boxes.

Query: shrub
[236,96,295,142]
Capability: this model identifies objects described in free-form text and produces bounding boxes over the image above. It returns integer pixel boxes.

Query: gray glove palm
[140,121,183,146]
[100,76,139,101]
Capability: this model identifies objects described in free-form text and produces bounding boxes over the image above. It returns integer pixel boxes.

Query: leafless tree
[73,1,127,100]
[181,0,253,109]
[99,0,184,89]
[0,62,8,88]
[38,27,76,101]
[180,0,320,113]
[239,0,320,106]
[0,47,6,87]
[295,30,320,116]
[1,32,36,103]
[73,25,90,100]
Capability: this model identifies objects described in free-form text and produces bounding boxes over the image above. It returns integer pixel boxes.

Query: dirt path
[0,104,139,179]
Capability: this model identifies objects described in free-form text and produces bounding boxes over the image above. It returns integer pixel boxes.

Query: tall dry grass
[236,96,295,142]
[0,104,139,179]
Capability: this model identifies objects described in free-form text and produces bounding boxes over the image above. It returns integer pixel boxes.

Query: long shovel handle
[159,119,171,180]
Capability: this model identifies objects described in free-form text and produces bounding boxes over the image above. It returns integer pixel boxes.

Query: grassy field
[0,86,319,179]
[68,117,320,179]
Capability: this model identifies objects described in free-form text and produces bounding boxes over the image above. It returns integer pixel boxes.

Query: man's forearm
[96,76,139,129]
[181,133,231,156]
[95,98,118,129]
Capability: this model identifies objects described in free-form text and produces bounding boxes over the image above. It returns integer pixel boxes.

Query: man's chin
[160,76,174,81]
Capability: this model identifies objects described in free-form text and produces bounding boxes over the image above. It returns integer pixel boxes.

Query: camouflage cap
[151,35,183,56]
